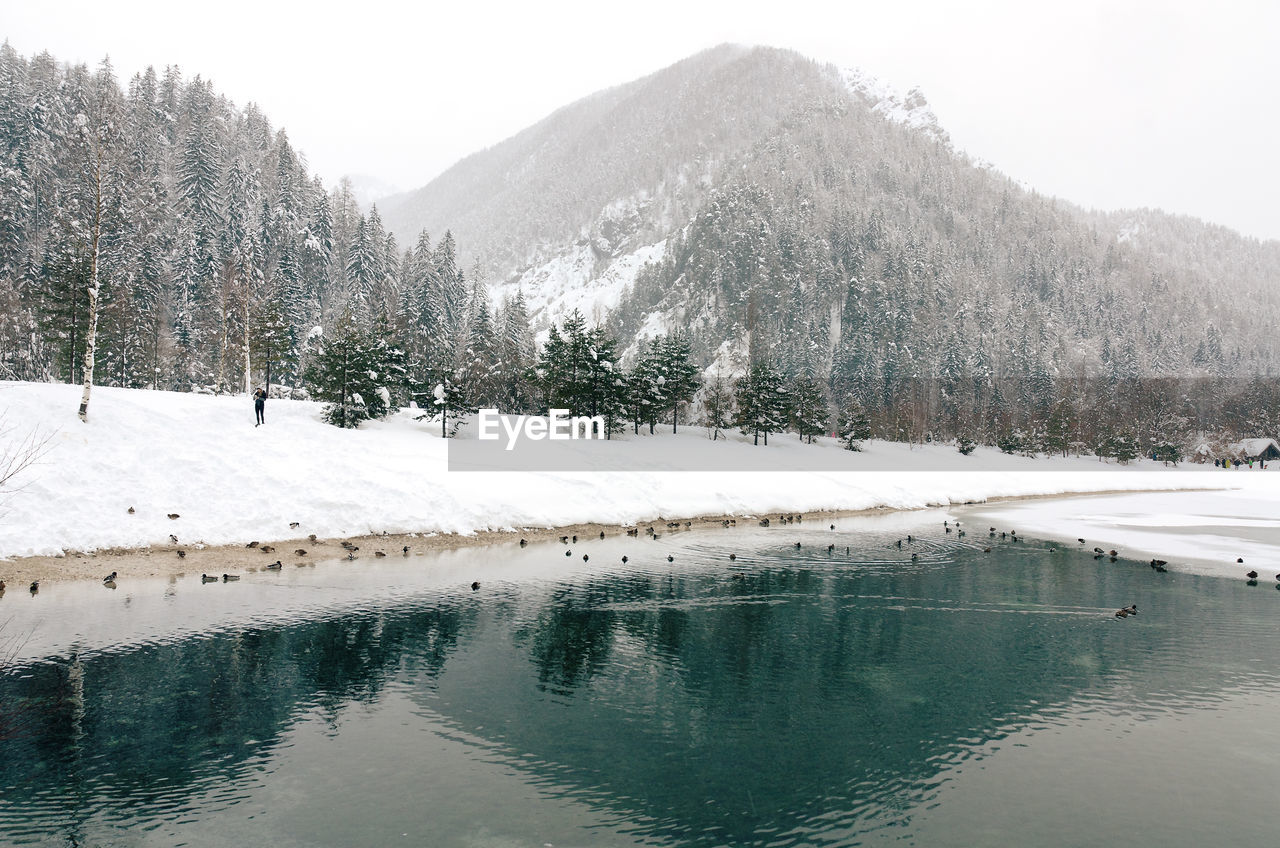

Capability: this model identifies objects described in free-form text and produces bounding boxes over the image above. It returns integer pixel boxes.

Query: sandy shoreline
[0,488,1212,587]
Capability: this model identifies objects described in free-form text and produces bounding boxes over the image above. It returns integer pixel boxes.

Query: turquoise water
[2,515,1279,846]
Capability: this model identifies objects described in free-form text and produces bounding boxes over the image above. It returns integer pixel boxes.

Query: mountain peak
[838,68,950,145]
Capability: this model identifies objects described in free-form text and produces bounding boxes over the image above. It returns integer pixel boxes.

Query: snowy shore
[1,382,1271,573]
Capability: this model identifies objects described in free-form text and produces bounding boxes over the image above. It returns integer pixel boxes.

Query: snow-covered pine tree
[460,276,500,407]
[494,291,536,413]
[790,375,828,444]
[658,331,699,433]
[304,311,393,428]
[698,371,734,441]
[836,395,872,451]
[628,336,668,434]
[734,361,789,445]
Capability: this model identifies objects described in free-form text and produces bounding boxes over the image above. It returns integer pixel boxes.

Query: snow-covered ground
[1,382,1274,572]
[962,488,1280,578]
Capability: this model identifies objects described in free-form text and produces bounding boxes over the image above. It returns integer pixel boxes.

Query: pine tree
[657,331,700,432]
[790,375,829,443]
[304,311,394,428]
[836,396,871,451]
[628,336,668,434]
[734,361,789,445]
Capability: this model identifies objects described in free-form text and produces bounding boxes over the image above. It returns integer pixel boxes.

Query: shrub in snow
[997,430,1027,455]
[957,435,977,455]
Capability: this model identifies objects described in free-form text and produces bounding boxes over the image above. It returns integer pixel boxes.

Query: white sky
[5,0,1278,241]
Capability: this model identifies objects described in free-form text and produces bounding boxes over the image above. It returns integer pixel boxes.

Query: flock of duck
[4,509,1276,609]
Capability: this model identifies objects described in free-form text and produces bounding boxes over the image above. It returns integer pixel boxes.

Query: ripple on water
[4,524,1280,846]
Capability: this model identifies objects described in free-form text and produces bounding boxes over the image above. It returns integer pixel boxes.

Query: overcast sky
[5,0,1278,240]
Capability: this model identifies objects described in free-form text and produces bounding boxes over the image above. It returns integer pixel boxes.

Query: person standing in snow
[253,386,267,426]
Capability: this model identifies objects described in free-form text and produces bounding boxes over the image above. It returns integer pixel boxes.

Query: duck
[289,521,300,529]
[177,550,185,558]
[471,581,480,591]
[600,531,606,539]
[167,513,180,520]
[582,554,589,562]
[346,552,357,561]
[267,560,283,570]
[759,519,770,527]
[729,553,737,561]
[565,550,572,557]
[247,541,260,548]
[560,535,569,544]
[374,551,386,558]
[907,535,913,543]
[945,526,952,533]
[621,556,628,563]
[222,573,240,582]
[308,534,317,542]
[1094,547,1104,554]
[1247,570,1258,580]
[260,545,275,554]
[827,544,835,553]
[910,553,919,561]
[627,528,639,536]
[340,540,356,550]
[1078,538,1086,544]
[572,535,578,543]
[403,545,410,554]
[895,539,903,548]
[200,574,217,584]
[794,541,802,549]
[103,571,117,584]
[830,524,835,530]
[519,538,528,546]
[169,534,179,544]
[295,549,307,556]
[1109,550,1118,557]
[127,506,135,514]
[667,555,674,562]
[29,579,38,594]
[983,547,992,553]
[1238,558,1245,564]
[0,579,5,592]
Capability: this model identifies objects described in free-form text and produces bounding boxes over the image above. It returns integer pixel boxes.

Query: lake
[2,509,1279,847]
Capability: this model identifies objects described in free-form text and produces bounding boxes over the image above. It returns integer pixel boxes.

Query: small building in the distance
[1230,438,1280,461]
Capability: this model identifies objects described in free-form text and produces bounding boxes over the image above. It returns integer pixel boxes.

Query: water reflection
[3,520,1280,846]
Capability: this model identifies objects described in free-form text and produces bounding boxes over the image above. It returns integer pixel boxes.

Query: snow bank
[963,487,1280,578]
[0,381,1262,560]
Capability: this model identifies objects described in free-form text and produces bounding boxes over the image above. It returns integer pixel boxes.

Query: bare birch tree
[75,61,125,422]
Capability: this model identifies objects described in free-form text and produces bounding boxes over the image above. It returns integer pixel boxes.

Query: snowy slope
[1,382,1269,565]
[493,238,667,336]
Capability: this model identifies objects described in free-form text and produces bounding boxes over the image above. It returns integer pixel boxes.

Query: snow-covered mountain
[380,44,1280,377]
